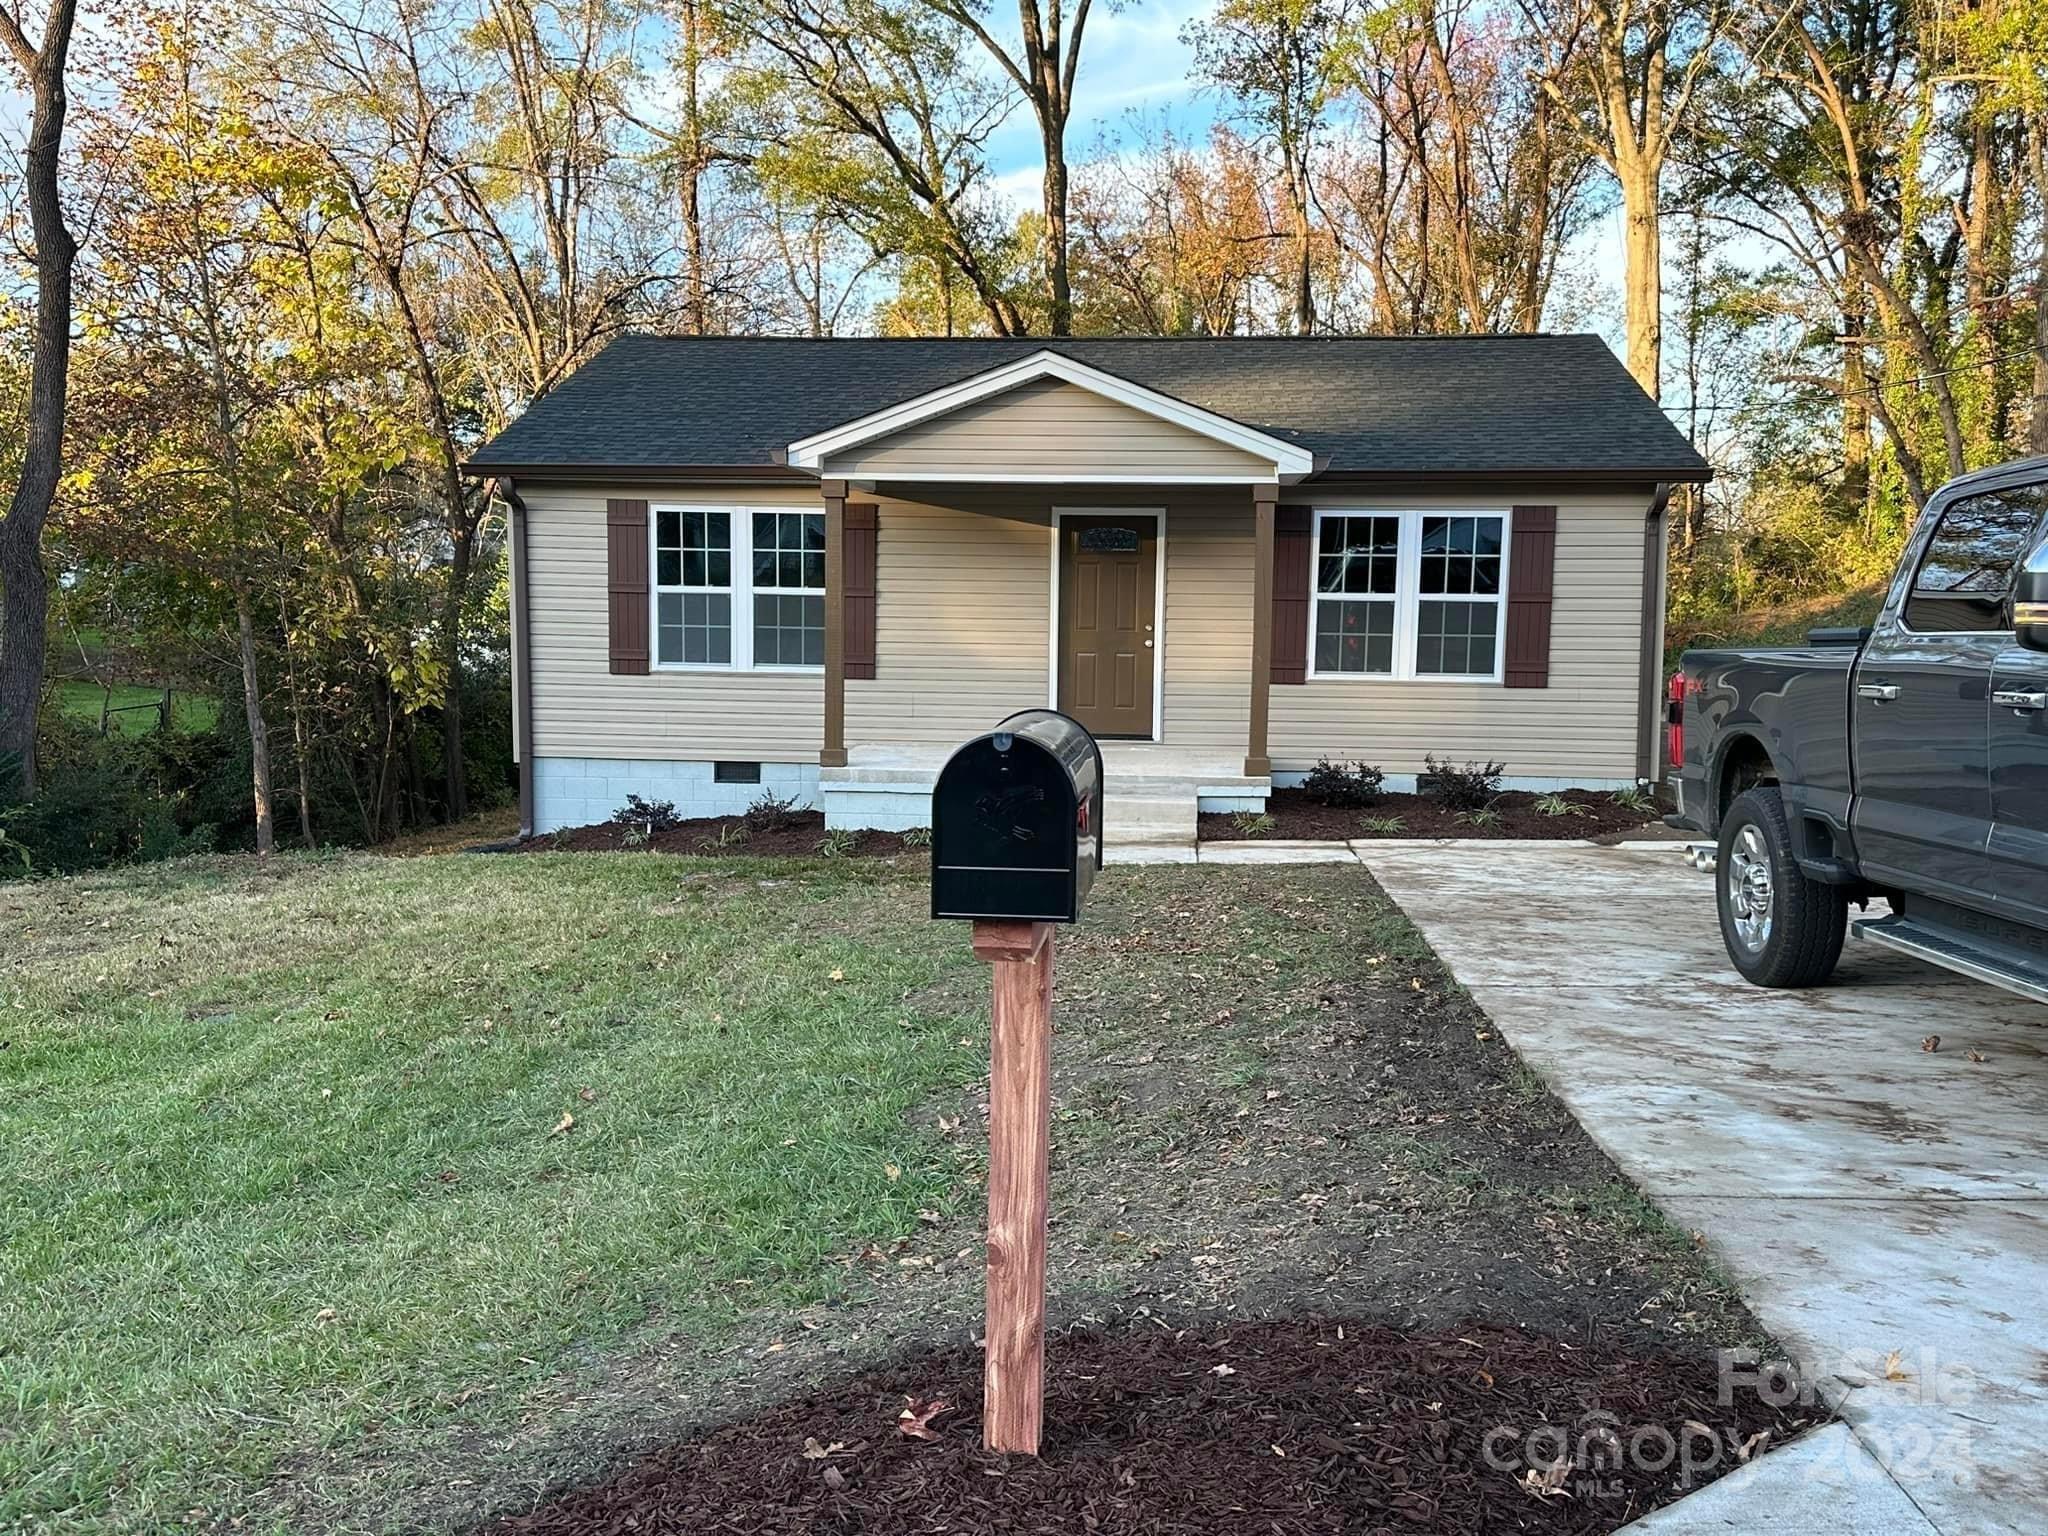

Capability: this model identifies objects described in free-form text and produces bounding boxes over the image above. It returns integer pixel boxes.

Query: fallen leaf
[802,1437,846,1460]
[898,1396,952,1440]
[1520,1461,1570,1499]
[314,1307,337,1324]
[1883,1350,1912,1382]
[1921,1034,1941,1053]
[822,1465,846,1490]
[828,968,845,982]
[884,1163,901,1182]
[577,1087,597,1102]
[1966,1049,1987,1064]
[1737,1429,1770,1463]
[1210,1363,1236,1378]
[549,1112,575,1136]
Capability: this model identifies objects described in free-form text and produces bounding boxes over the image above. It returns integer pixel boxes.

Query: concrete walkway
[1360,842,2048,1536]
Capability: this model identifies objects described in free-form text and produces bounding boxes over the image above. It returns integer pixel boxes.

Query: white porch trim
[784,349,1316,480]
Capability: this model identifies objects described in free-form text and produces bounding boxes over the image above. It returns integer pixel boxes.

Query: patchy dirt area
[522,809,917,858]
[1202,788,1663,842]
[276,864,1797,1535]
[489,1321,1812,1536]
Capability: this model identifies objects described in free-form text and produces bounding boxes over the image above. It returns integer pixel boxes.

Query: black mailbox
[931,710,1103,922]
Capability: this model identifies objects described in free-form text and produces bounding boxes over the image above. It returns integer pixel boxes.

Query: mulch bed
[488,1319,1817,1536]
[521,810,914,858]
[1202,789,1661,843]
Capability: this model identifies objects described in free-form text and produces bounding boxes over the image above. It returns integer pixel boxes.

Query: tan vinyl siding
[846,493,1050,743]
[1269,491,1653,779]
[520,479,1652,780]
[523,484,824,760]
[1158,493,1251,752]
[824,378,1275,479]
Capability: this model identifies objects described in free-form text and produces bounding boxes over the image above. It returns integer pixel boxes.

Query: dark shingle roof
[468,334,1709,480]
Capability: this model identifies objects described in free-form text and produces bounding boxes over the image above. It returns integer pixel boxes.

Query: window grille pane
[679,592,732,665]
[754,512,825,591]
[1417,599,1498,676]
[753,593,824,666]
[1317,515,1399,595]
[1313,597,1394,674]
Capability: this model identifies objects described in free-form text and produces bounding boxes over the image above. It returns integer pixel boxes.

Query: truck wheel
[1716,786,1847,988]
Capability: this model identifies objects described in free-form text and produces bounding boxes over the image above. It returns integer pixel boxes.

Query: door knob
[1858,683,1899,701]
[1143,640,1154,648]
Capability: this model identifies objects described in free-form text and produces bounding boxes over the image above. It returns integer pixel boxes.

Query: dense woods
[0,0,2043,869]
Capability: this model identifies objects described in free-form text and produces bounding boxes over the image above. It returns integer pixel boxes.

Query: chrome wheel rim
[1726,824,1774,952]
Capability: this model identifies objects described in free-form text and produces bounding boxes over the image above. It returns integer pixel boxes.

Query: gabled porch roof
[785,349,1315,483]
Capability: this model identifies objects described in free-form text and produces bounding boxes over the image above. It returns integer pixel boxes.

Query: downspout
[1636,482,1673,784]
[490,475,537,840]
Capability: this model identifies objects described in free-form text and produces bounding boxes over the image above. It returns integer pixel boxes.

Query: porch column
[820,478,848,768]
[1245,482,1277,778]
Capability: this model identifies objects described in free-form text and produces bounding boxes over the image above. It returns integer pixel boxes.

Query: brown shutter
[843,502,878,680]
[1271,505,1313,685]
[606,498,650,675]
[1504,505,1557,688]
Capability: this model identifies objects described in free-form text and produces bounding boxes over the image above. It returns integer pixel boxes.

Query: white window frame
[1306,507,1512,685]
[649,503,827,673]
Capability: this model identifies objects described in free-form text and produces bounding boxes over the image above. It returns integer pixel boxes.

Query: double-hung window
[1310,509,1509,681]
[652,506,826,670]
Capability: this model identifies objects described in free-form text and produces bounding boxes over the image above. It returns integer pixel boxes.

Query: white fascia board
[784,348,1316,478]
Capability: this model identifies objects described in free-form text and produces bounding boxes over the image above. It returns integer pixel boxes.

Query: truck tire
[1716,786,1847,988]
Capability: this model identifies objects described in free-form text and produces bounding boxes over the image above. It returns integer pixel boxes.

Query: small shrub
[618,824,651,848]
[1534,793,1589,819]
[1419,754,1504,811]
[547,826,573,850]
[816,827,859,858]
[744,788,804,833]
[1610,784,1654,814]
[1457,804,1505,830]
[1357,813,1406,836]
[697,820,751,851]
[619,794,682,837]
[1300,758,1386,808]
[901,825,933,848]
[1229,810,1276,839]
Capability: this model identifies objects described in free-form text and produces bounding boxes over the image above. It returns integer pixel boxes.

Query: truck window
[1904,483,2048,633]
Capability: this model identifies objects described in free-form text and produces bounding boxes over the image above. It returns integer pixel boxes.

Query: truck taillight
[1665,672,1687,769]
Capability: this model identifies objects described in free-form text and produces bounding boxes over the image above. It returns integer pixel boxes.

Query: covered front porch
[788,350,1316,827]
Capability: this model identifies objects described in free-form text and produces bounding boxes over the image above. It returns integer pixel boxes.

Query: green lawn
[0,852,985,1533]
[53,681,222,736]
[1,849,1752,1536]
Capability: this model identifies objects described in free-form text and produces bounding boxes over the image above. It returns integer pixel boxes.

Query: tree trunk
[1040,117,1071,335]
[1841,290,1871,520]
[678,0,710,335]
[235,587,276,855]
[1283,152,1313,334]
[442,523,472,821]
[1620,165,1662,401]
[0,2,80,796]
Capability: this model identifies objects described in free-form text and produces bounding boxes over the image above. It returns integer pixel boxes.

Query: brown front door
[1058,515,1156,739]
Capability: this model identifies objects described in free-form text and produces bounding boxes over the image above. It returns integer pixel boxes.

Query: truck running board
[1851,913,2048,1005]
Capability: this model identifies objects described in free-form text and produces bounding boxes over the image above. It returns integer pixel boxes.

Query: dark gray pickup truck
[1667,454,2048,1000]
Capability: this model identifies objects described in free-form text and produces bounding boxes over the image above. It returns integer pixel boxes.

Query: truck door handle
[1993,689,2047,711]
[1858,683,1900,702]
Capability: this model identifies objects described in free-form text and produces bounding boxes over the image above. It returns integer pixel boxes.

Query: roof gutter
[486,475,536,840]
[1636,481,1674,784]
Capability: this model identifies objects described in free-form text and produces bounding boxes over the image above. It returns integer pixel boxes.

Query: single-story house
[467,336,1710,838]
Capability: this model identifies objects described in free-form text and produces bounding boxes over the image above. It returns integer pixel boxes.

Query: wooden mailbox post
[971,919,1055,1454]
[930,710,1102,1456]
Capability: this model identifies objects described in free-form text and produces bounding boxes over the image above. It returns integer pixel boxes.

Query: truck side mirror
[2018,538,2048,653]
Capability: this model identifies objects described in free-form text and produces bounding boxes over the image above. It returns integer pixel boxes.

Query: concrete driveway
[1362,841,2048,1535]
